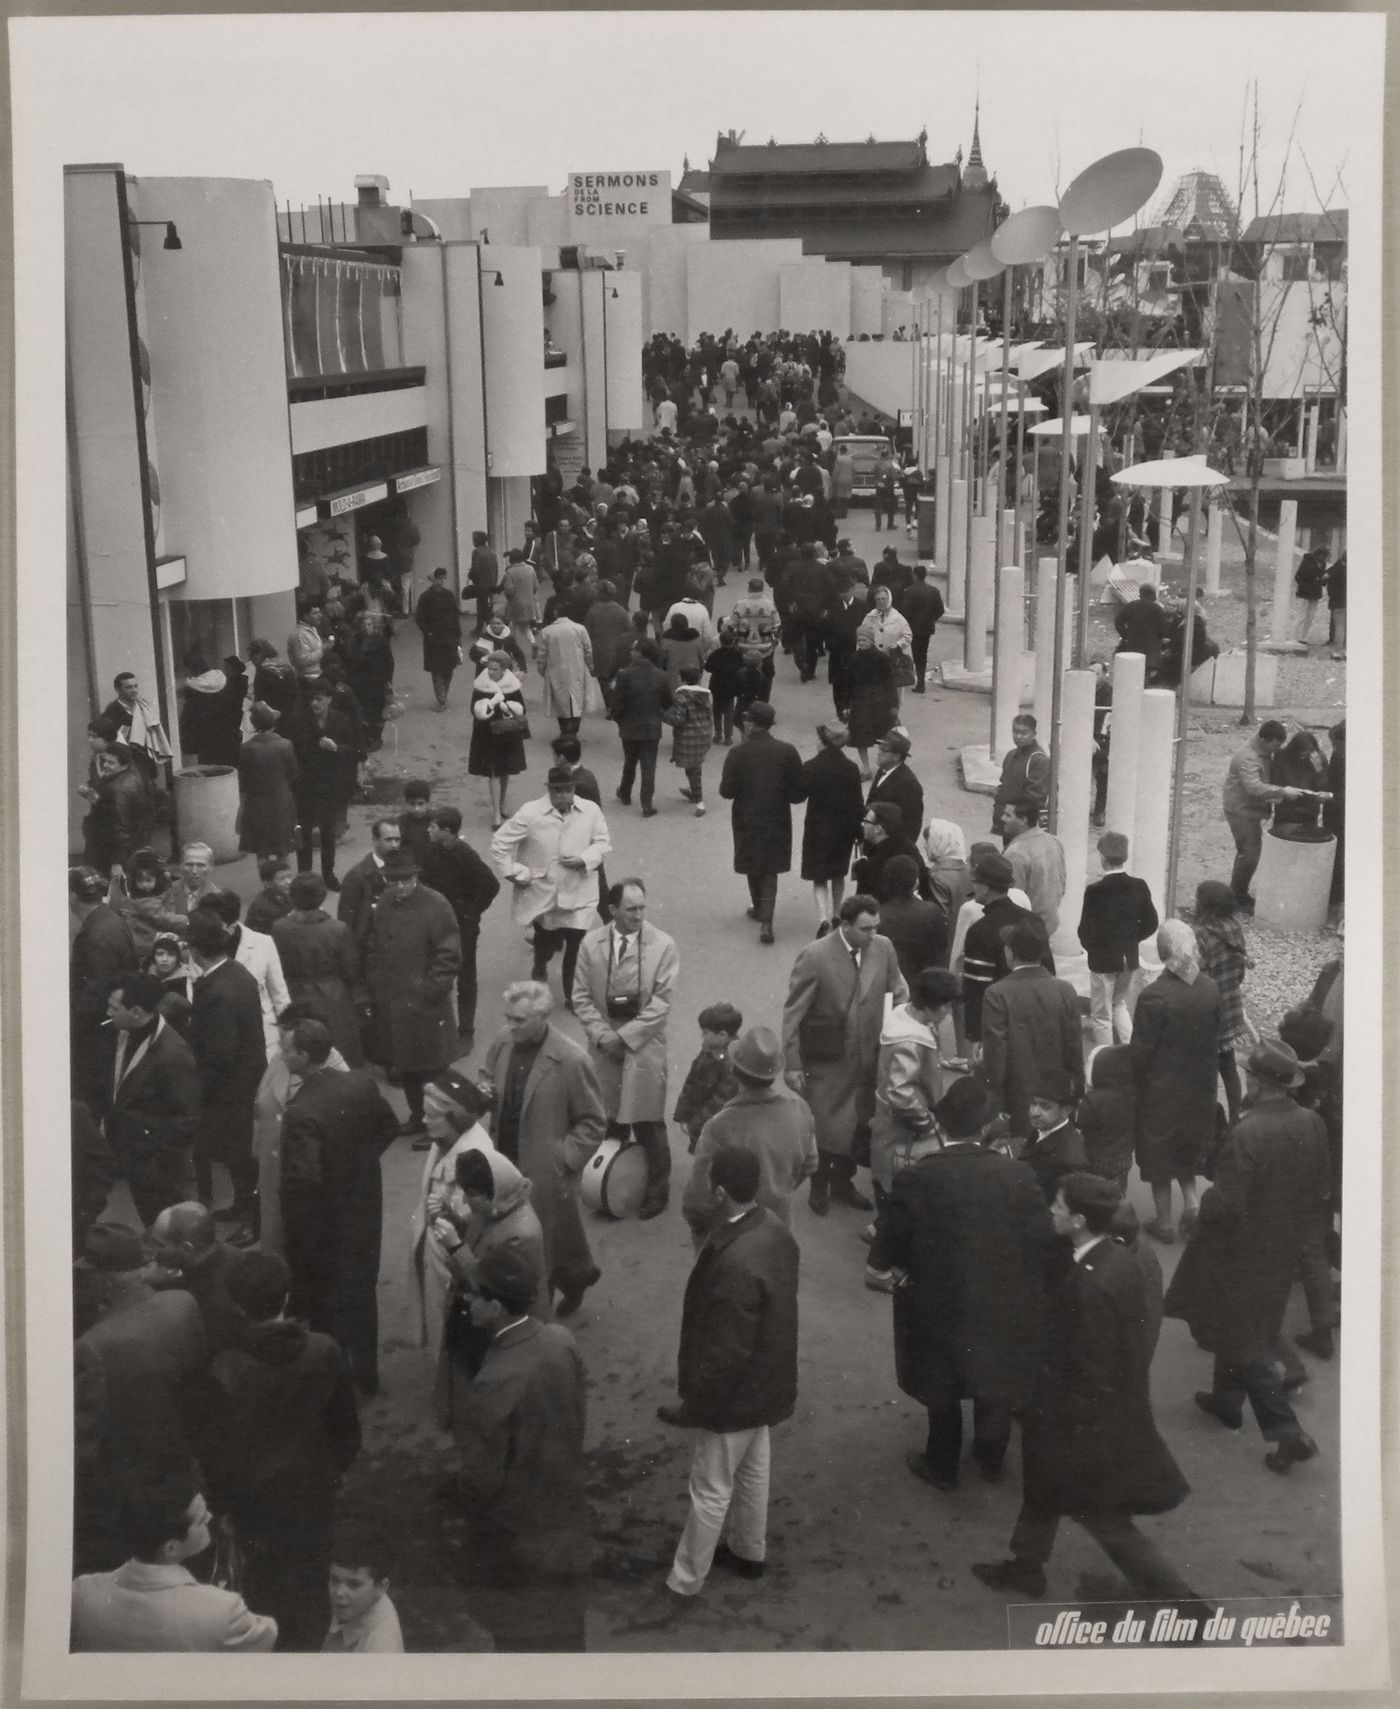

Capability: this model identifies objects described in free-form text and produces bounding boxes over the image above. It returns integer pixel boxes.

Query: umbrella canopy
[1029,414,1098,438]
[1059,148,1164,236]
[1087,349,1205,406]
[1111,453,1230,489]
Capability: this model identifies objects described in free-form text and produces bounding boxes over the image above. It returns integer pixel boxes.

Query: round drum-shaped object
[579,1136,650,1219]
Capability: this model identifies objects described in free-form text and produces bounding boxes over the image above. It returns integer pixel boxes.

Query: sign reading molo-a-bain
[567,171,672,245]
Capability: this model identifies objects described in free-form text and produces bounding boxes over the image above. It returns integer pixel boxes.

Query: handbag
[489,712,530,738]
[891,648,917,689]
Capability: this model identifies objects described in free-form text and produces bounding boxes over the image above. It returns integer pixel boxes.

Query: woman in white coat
[858,583,915,700]
[409,1068,495,1355]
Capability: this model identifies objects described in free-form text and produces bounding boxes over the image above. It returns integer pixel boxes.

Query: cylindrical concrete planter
[1254,828,1336,935]
[173,765,240,863]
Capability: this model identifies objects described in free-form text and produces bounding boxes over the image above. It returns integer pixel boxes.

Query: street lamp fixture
[129,218,182,250]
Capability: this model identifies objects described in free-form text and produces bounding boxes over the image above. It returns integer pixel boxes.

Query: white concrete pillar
[947,478,969,618]
[934,455,951,568]
[1270,498,1298,645]
[1303,403,1318,474]
[1051,668,1097,970]
[1001,508,1017,575]
[1104,650,1146,848]
[1133,688,1177,933]
[991,564,1025,761]
[1033,556,1058,739]
[1204,503,1224,598]
[965,515,995,672]
[1154,484,1174,557]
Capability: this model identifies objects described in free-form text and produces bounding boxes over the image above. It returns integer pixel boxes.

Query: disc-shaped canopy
[963,241,1005,282]
[947,255,971,289]
[1111,452,1229,489]
[1029,414,1097,438]
[1059,148,1164,236]
[991,205,1062,265]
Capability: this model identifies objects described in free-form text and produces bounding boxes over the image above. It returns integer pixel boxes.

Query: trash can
[916,493,938,559]
[1254,825,1336,935]
[173,765,240,864]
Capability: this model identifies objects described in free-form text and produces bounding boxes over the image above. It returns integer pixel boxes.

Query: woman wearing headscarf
[1131,920,1223,1244]
[857,583,915,701]
[433,1146,550,1432]
[469,651,529,828]
[921,818,973,921]
[410,1068,496,1357]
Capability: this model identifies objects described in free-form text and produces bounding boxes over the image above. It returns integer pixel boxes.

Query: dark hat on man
[75,1221,146,1273]
[730,1026,783,1082]
[934,1076,997,1140]
[475,1244,542,1314]
[744,701,776,729]
[972,851,1014,890]
[382,850,419,880]
[1031,1068,1078,1107]
[1246,1038,1305,1089]
[1278,1007,1333,1062]
[69,866,108,903]
[1058,1172,1123,1216]
[878,729,911,757]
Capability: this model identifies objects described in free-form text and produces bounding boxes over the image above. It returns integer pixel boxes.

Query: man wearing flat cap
[864,729,924,844]
[360,850,461,1140]
[1165,1038,1331,1475]
[975,1172,1202,1609]
[871,1078,1052,1493]
[682,1027,817,1246]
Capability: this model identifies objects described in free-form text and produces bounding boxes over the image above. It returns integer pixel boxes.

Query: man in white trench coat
[571,877,680,1219]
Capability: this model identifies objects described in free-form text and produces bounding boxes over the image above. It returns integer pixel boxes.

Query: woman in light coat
[535,608,596,736]
[468,653,528,828]
[869,968,963,1202]
[858,583,915,693]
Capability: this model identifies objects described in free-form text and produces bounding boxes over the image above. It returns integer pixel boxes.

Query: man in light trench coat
[781,892,908,1216]
[571,878,680,1219]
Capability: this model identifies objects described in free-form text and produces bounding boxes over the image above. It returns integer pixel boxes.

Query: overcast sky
[10,10,1381,225]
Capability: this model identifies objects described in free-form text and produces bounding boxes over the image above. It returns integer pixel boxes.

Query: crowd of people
[65,384,1345,1657]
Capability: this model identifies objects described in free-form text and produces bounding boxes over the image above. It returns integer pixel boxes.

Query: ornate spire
[964,98,988,190]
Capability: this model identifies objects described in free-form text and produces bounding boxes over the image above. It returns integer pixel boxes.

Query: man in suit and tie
[981,919,1084,1140]
[782,893,909,1216]
[183,910,267,1237]
[279,1020,400,1394]
[571,878,680,1220]
[99,972,201,1228]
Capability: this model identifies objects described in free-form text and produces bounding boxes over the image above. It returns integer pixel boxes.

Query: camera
[606,995,641,1021]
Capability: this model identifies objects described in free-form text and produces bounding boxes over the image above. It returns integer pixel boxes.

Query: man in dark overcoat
[336,817,402,944]
[974,1173,1202,1607]
[980,920,1084,1138]
[718,702,806,944]
[870,1077,1051,1490]
[657,1146,800,1597]
[864,729,924,842]
[99,972,201,1227]
[277,1019,398,1392]
[359,850,461,1139]
[184,909,266,1232]
[288,683,358,889]
[415,566,464,709]
[70,866,139,1104]
[1165,1038,1330,1474]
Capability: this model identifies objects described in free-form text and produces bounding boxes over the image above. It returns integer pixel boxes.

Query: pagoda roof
[710,137,928,178]
[1241,209,1348,246]
[712,163,960,210]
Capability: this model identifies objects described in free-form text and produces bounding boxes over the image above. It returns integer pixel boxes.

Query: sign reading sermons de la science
[567,170,672,245]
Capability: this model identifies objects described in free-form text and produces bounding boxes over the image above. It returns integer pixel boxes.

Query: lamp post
[1046,147,1164,829]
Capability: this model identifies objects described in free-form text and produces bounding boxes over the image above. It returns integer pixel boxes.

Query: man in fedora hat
[870,1077,1051,1492]
[681,1027,817,1247]
[974,1172,1203,1608]
[1021,1069,1090,1206]
[1165,1037,1330,1475]
[864,728,923,842]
